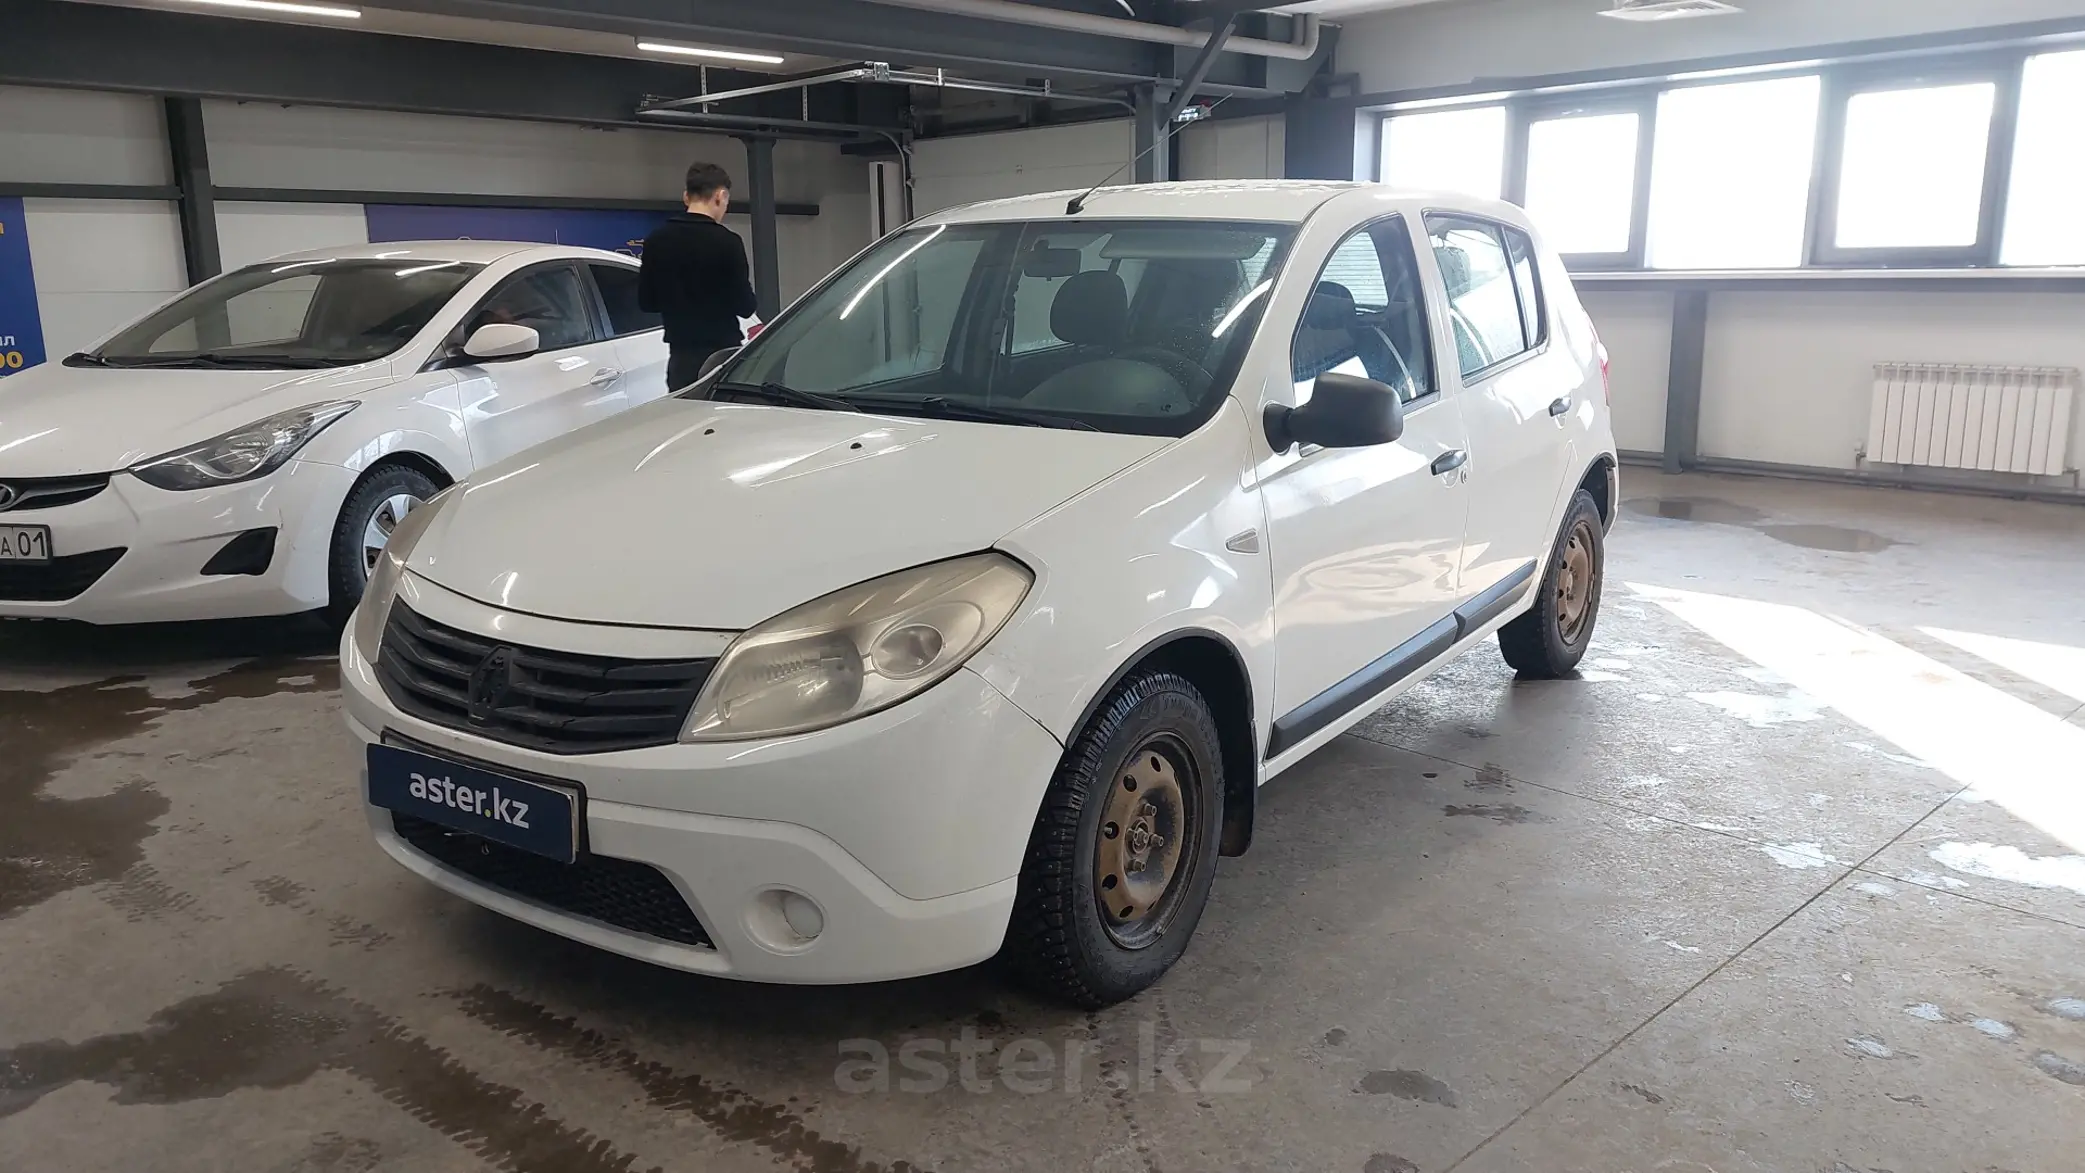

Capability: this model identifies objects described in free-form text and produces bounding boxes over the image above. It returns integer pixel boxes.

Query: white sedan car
[0,241,683,625]
[343,181,1619,1007]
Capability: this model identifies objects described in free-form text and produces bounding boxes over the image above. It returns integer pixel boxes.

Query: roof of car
[251,240,641,267]
[918,180,1521,227]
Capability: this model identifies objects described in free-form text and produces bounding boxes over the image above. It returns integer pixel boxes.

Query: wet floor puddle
[1625,497,1901,553]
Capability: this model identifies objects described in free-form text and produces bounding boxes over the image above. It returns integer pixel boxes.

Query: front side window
[1426,216,1528,376]
[590,264,661,337]
[720,219,1293,435]
[466,266,598,352]
[89,259,482,368]
[1291,219,1435,406]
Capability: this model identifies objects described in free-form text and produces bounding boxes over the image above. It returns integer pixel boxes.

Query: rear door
[1260,216,1472,755]
[588,261,672,400]
[1422,215,1575,603]
[451,262,626,466]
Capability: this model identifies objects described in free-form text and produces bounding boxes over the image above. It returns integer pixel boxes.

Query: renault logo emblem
[0,484,17,512]
[466,647,518,723]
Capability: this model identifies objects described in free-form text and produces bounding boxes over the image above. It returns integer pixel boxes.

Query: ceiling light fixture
[637,41,787,66]
[1599,0,1743,21]
[168,0,363,18]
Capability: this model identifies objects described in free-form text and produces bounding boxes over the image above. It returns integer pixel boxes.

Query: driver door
[451,262,624,467]
[1260,216,1472,755]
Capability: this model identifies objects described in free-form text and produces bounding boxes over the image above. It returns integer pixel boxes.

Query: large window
[1646,76,1822,269]
[1380,106,1507,200]
[1292,219,1435,406]
[2002,49,2085,265]
[1426,216,1544,376]
[1371,38,2085,274]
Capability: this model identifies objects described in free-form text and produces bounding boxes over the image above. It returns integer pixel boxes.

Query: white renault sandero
[0,241,682,625]
[342,181,1618,1007]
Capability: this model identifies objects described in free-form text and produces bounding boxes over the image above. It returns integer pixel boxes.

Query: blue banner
[0,197,47,376]
[363,205,675,259]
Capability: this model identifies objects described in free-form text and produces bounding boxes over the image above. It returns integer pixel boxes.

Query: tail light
[1594,329,1611,405]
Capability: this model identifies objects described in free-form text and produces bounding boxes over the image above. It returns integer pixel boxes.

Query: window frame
[1422,212,1548,383]
[430,260,609,369]
[1370,36,2084,276]
[1289,214,1442,412]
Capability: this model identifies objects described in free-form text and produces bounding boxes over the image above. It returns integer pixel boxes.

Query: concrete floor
[3,470,2083,1173]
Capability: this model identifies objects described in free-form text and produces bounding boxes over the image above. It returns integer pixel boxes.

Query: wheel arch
[1065,628,1259,858]
[359,449,456,491]
[1577,452,1617,531]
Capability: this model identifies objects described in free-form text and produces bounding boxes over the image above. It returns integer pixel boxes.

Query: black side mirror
[695,346,740,385]
[1264,371,1405,453]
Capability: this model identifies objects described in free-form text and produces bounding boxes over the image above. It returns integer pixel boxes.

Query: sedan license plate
[367,744,581,863]
[0,524,52,564]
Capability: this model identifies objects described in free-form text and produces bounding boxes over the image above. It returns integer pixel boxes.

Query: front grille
[391,813,714,949]
[0,474,111,513]
[376,602,717,754]
[0,547,125,602]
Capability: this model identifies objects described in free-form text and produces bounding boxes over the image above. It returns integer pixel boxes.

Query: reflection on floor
[1,470,2082,1173]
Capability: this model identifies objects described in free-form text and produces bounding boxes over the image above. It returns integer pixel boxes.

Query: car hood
[410,399,1170,630]
[0,361,399,476]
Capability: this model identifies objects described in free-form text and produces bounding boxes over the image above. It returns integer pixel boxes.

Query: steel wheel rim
[1556,519,1596,645]
[361,492,423,579]
[1094,735,1199,950]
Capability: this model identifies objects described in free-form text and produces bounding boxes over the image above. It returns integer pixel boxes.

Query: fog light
[780,892,825,939]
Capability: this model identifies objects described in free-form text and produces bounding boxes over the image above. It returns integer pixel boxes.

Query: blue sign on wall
[0,197,48,377]
[363,205,677,258]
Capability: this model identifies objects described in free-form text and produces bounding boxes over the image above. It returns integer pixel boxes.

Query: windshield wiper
[854,395,1099,432]
[712,381,860,413]
[93,353,341,370]
[64,351,112,367]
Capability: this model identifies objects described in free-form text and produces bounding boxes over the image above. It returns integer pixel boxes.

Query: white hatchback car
[0,241,680,625]
[342,181,1618,1007]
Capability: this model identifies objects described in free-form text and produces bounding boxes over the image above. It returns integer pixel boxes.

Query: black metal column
[1661,289,1709,474]
[740,136,781,319]
[1133,84,1170,184]
[164,97,220,284]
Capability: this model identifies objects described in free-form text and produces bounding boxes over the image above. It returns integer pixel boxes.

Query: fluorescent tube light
[169,0,362,18]
[638,41,787,66]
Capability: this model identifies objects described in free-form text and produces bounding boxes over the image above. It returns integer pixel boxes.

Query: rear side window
[1425,215,1543,377]
[1290,217,1436,405]
[590,264,660,337]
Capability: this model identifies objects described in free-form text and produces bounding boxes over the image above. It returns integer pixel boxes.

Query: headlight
[352,487,454,664]
[131,401,358,491]
[682,552,1033,742]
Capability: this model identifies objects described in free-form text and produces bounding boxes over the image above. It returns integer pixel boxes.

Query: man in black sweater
[639,161,759,390]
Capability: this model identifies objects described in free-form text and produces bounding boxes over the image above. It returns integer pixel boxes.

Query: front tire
[1003,671,1225,1008]
[1498,488,1605,678]
[326,464,438,627]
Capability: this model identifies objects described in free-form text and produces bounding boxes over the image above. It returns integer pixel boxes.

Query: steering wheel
[1117,345,1213,393]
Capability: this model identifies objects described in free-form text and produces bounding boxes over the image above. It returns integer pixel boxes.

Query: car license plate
[367,743,581,863]
[0,524,52,564]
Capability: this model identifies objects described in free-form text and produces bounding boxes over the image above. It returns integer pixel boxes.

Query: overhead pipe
[860,0,1322,61]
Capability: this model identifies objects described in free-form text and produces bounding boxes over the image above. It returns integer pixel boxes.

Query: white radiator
[1866,363,2077,477]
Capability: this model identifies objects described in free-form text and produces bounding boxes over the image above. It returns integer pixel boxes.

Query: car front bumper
[340,591,1067,984]
[0,460,356,624]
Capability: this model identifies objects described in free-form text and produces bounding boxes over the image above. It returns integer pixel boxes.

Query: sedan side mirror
[462,323,541,361]
[1264,371,1405,453]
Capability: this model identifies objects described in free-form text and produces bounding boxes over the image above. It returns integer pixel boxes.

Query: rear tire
[1003,671,1225,1008]
[1498,489,1605,679]
[326,464,438,628]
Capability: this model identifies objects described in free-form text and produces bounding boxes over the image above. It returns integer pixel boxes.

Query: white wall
[1179,115,1286,181]
[1581,291,1672,454]
[911,121,1133,215]
[1336,0,2085,92]
[0,86,168,187]
[216,203,369,272]
[22,200,187,357]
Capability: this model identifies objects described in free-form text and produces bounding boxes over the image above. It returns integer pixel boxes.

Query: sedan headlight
[682,552,1033,742]
[131,401,358,491]
[352,487,454,664]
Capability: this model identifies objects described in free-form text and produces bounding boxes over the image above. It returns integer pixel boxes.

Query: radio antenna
[1066,95,1226,215]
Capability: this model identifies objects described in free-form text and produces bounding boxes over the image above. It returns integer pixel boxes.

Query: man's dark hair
[684,162,733,200]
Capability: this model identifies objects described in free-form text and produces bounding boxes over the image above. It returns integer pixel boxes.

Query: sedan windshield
[83,258,484,369]
[716,219,1293,435]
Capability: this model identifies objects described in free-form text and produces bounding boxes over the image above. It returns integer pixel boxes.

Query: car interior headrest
[1304,281,1358,329]
[1051,270,1130,347]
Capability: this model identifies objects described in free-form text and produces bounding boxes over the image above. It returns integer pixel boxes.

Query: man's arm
[727,232,759,318]
[637,232,664,313]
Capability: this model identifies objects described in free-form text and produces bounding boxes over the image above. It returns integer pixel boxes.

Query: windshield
[85,258,484,369]
[717,219,1292,435]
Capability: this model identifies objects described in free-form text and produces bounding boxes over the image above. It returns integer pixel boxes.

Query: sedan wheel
[361,492,423,579]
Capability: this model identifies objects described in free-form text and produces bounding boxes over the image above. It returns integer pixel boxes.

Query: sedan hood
[411,400,1169,630]
[0,362,398,476]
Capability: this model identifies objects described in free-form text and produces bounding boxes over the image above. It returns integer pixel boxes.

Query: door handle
[1432,449,1468,476]
[1548,396,1573,417]
[589,367,623,387]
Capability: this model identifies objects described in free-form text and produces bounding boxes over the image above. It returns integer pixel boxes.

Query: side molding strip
[1265,616,1459,759]
[1452,560,1538,639]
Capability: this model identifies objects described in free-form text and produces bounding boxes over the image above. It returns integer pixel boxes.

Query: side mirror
[462,323,540,360]
[695,346,740,385]
[1264,371,1405,453]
